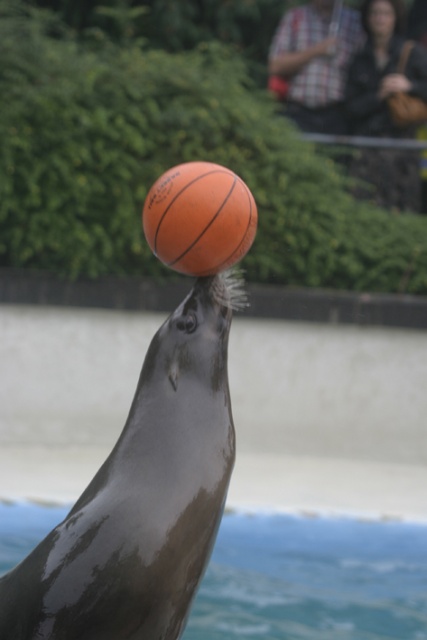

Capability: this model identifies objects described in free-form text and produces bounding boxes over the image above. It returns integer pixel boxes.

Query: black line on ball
[166,176,238,268]
[191,180,255,275]
[153,169,233,255]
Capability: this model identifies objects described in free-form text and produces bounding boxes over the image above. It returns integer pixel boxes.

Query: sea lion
[0,271,246,640]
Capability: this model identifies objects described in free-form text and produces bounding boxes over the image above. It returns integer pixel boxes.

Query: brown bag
[387,41,427,127]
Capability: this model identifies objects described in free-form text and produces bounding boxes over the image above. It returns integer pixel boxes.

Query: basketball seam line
[192,181,255,276]
[153,169,234,255]
[167,177,238,268]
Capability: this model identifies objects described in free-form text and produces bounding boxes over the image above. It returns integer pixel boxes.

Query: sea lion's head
[141,270,247,392]
[178,269,247,334]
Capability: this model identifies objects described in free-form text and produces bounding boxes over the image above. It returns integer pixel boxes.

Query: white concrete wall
[1,303,426,467]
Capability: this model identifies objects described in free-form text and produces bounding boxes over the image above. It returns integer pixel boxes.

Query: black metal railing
[303,132,427,151]
[302,133,427,213]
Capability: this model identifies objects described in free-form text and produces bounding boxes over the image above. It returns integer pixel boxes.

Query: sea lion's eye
[184,313,198,334]
[177,312,198,334]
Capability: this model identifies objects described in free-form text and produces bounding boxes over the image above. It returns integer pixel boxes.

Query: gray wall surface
[1,304,426,466]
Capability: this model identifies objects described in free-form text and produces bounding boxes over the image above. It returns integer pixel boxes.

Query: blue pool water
[1,503,427,639]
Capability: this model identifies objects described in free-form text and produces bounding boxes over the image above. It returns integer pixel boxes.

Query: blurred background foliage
[1,0,426,294]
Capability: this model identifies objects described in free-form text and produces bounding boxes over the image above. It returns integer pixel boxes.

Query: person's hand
[269,35,338,76]
[314,35,338,57]
[379,73,413,99]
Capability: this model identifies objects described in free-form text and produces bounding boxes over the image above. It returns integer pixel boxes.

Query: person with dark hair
[346,0,427,137]
[345,0,427,212]
[268,0,364,134]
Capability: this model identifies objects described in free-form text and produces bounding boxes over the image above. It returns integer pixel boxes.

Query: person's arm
[268,36,337,76]
[378,44,427,101]
[379,74,412,99]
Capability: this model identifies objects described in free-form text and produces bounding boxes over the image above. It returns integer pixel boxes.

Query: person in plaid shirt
[269,0,364,134]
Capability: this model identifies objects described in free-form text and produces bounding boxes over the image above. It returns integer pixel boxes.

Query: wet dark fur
[0,272,244,640]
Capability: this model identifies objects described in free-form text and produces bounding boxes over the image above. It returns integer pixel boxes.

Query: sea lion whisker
[210,269,248,312]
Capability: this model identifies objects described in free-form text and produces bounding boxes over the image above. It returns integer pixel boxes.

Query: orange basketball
[142,161,258,276]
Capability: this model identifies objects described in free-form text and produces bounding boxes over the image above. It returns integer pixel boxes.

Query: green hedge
[1,3,427,294]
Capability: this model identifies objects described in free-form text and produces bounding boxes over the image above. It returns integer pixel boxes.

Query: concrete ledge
[2,446,427,522]
[1,268,427,330]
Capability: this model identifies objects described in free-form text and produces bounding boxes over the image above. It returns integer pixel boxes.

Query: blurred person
[345,0,427,211]
[346,0,427,137]
[268,0,364,134]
